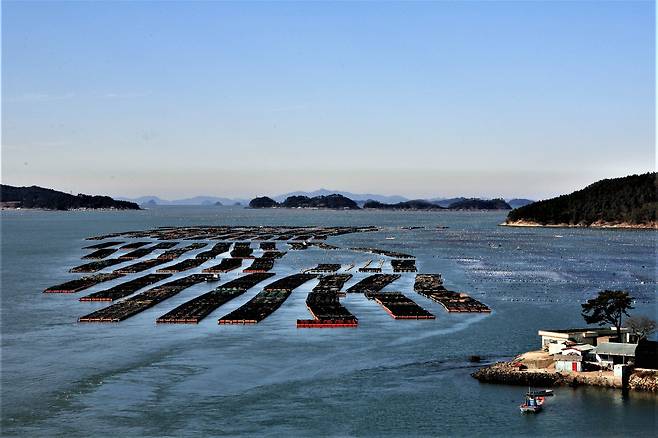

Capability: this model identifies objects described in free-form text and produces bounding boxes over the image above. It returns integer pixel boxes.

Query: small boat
[385,237,396,240]
[527,389,554,397]
[520,395,543,413]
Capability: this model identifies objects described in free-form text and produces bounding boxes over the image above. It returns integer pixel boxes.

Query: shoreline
[501,220,657,230]
[471,352,658,392]
[1,207,142,212]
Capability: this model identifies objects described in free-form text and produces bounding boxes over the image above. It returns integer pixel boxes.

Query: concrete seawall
[472,362,658,392]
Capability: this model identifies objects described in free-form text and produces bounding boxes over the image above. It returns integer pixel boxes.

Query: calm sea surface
[1,207,656,436]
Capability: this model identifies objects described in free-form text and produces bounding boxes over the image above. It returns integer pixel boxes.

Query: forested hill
[1,185,140,210]
[505,173,657,227]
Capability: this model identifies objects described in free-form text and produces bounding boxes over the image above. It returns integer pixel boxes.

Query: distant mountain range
[121,189,532,207]
[117,195,249,206]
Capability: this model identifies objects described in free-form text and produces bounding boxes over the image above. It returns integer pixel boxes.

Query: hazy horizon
[2,1,654,200]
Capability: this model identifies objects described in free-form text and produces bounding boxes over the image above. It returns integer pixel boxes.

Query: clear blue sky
[2,1,654,200]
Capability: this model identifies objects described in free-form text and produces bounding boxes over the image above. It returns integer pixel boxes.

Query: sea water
[1,207,656,436]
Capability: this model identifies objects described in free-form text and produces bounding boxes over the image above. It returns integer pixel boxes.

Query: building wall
[556,360,581,372]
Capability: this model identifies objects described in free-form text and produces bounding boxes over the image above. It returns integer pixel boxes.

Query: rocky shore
[472,361,658,392]
[501,220,657,229]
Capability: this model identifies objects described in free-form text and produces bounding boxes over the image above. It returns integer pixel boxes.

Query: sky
[2,1,655,200]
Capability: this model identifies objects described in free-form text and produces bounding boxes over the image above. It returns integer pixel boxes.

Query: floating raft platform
[119,246,157,260]
[350,247,415,259]
[195,242,231,260]
[367,292,435,319]
[113,258,170,274]
[391,259,417,272]
[83,241,125,250]
[346,274,400,293]
[288,242,309,251]
[298,274,357,328]
[202,258,243,273]
[306,264,341,273]
[313,274,352,294]
[70,258,123,273]
[82,248,118,260]
[219,274,317,324]
[119,241,151,250]
[263,273,317,292]
[79,274,217,322]
[413,274,491,313]
[152,241,179,250]
[261,250,286,259]
[243,257,274,273]
[156,257,207,274]
[157,273,275,323]
[313,242,339,250]
[44,273,124,293]
[79,273,171,302]
[230,246,254,259]
[358,259,382,273]
[260,242,276,251]
[414,273,443,291]
[158,243,207,260]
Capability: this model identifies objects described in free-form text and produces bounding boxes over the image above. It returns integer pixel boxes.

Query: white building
[593,342,637,369]
[553,344,596,372]
[538,327,631,354]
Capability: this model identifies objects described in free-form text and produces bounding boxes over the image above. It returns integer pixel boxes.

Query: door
[572,362,578,372]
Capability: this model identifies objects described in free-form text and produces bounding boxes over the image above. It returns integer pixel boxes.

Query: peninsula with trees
[504,173,657,229]
[0,185,140,211]
[472,290,658,392]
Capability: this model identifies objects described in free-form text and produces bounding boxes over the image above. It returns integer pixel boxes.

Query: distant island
[447,198,511,210]
[249,194,513,211]
[504,173,657,229]
[0,185,140,211]
[249,194,359,209]
[363,199,444,210]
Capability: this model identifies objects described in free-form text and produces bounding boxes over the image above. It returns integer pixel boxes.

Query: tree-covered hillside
[1,185,140,210]
[506,173,657,226]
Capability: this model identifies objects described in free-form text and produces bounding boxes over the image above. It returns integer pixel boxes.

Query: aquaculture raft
[358,260,382,273]
[83,241,125,250]
[202,258,243,273]
[229,246,254,259]
[413,274,491,313]
[156,257,207,273]
[79,274,217,322]
[259,242,276,251]
[44,273,124,293]
[243,258,274,273]
[114,258,170,274]
[350,247,415,259]
[158,243,207,260]
[82,248,118,260]
[195,242,231,260]
[391,259,417,273]
[367,292,435,319]
[298,274,357,328]
[119,241,151,250]
[70,258,124,273]
[79,273,171,302]
[306,264,341,273]
[119,246,158,260]
[219,274,317,324]
[346,274,401,293]
[157,273,275,324]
